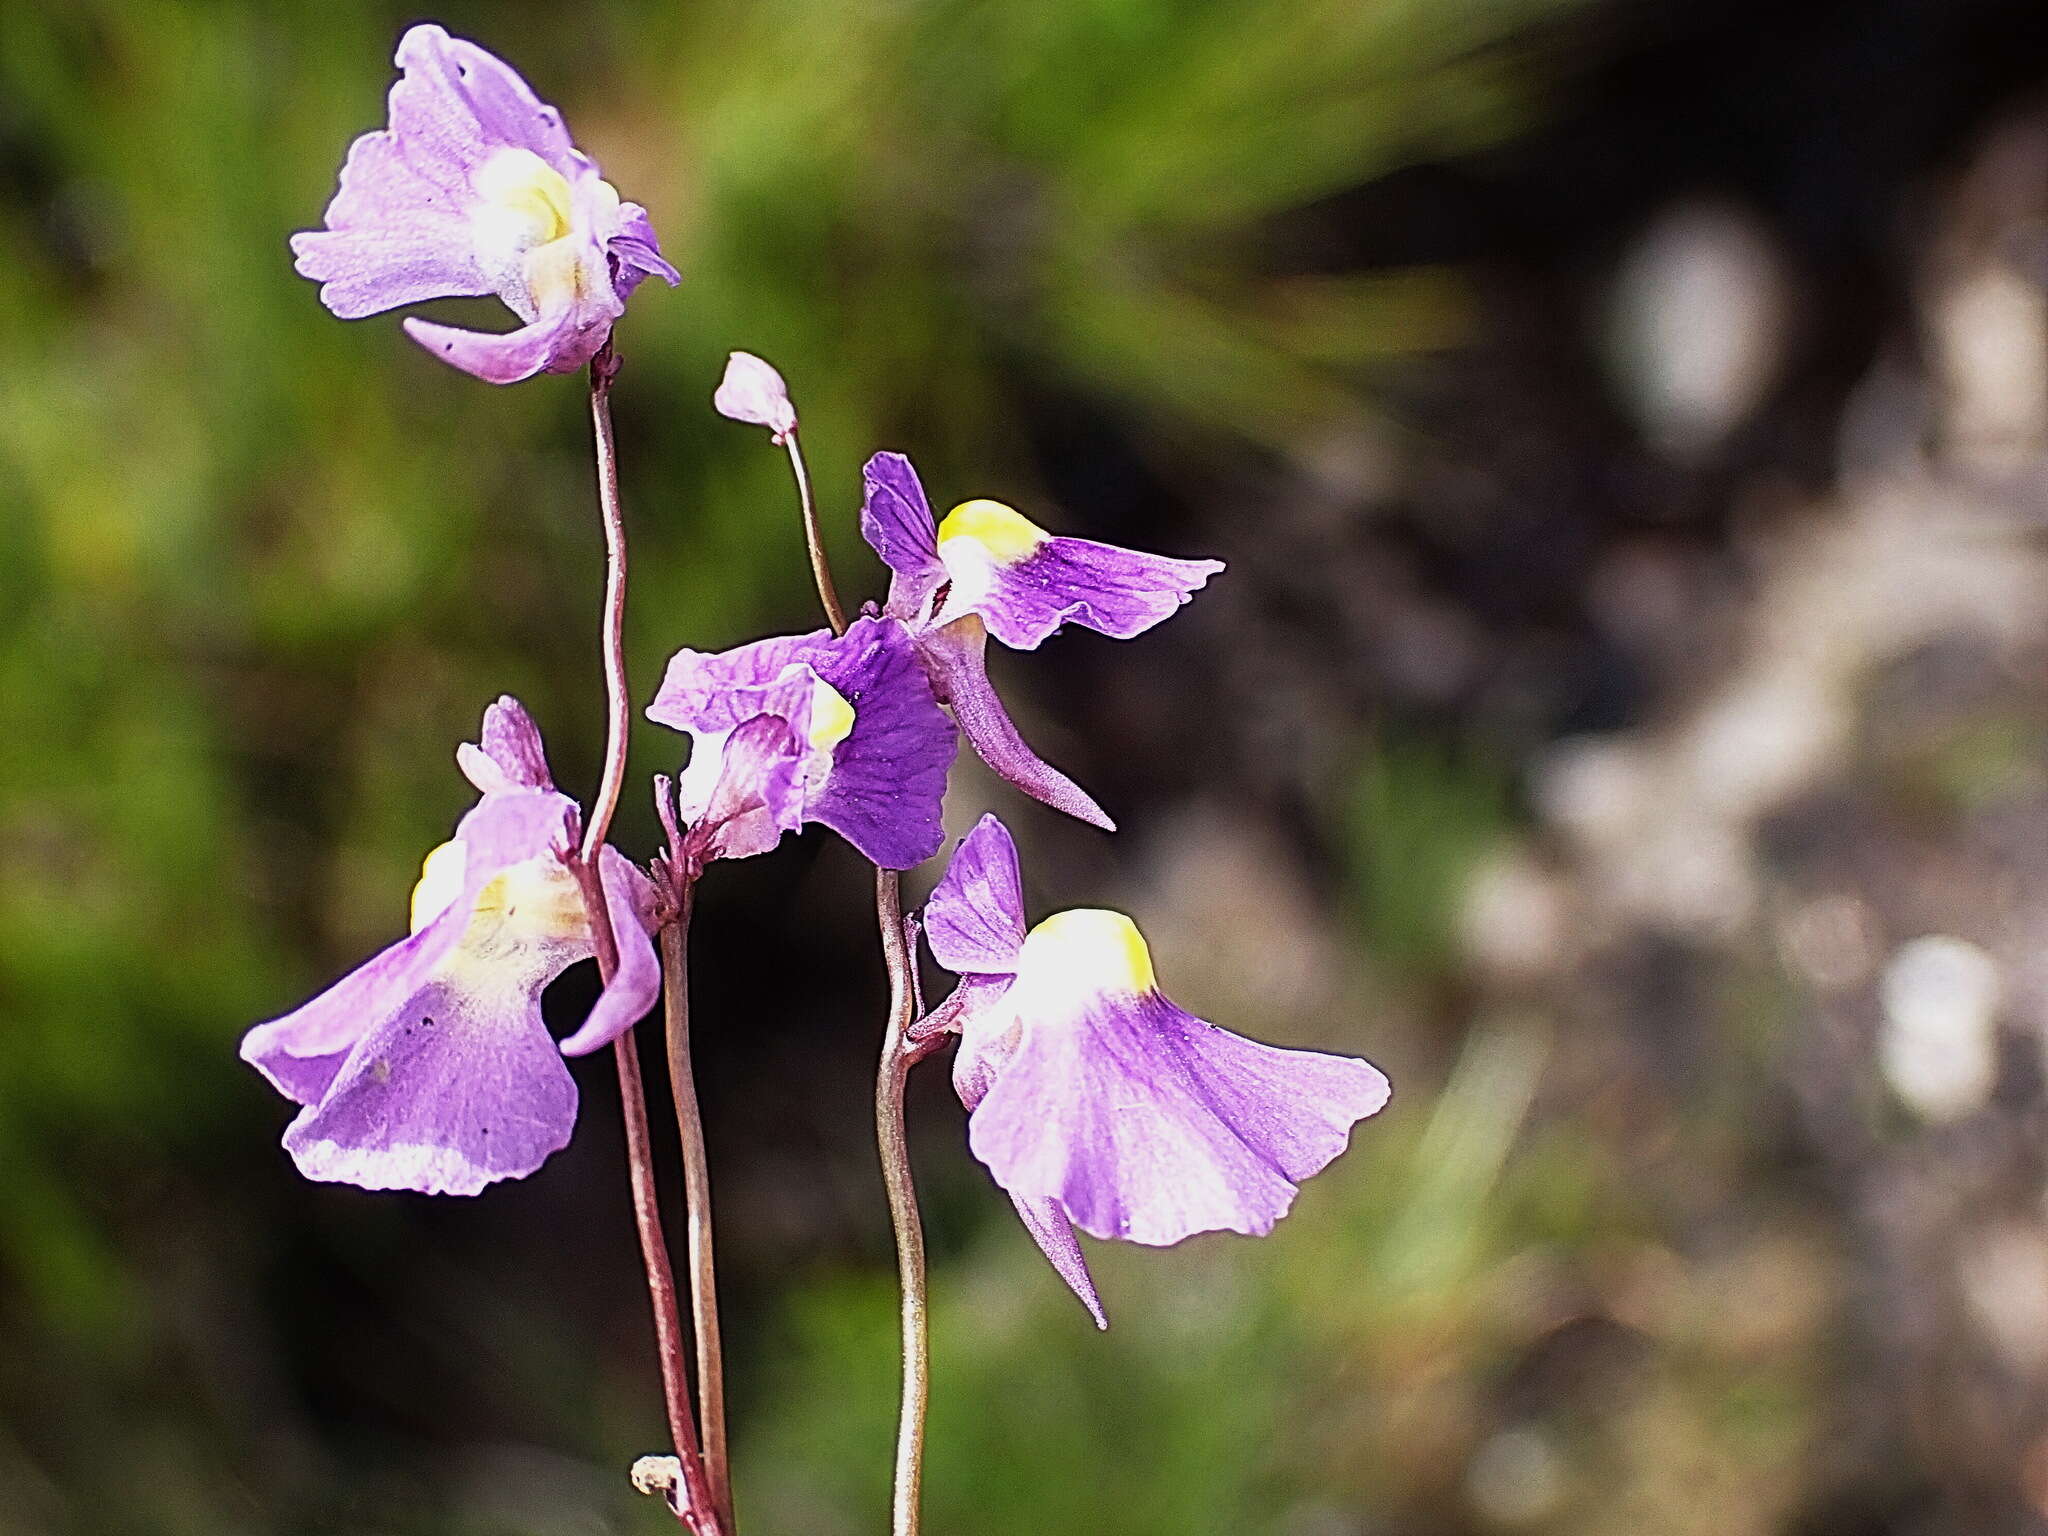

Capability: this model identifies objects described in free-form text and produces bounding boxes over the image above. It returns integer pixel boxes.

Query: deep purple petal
[647,629,832,734]
[806,616,956,870]
[953,536,1224,652]
[1009,1193,1108,1328]
[610,203,681,293]
[558,847,663,1056]
[281,974,577,1195]
[925,815,1028,975]
[914,618,1113,831]
[859,453,946,623]
[969,985,1390,1246]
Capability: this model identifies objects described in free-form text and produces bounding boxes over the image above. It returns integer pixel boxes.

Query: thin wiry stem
[582,355,632,865]
[660,886,733,1530]
[873,869,929,1536]
[579,354,722,1533]
[784,431,847,634]
[773,435,931,1536]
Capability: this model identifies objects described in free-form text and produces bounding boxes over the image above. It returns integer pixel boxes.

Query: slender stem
[777,424,930,1536]
[784,431,847,634]
[873,872,929,1536]
[661,887,733,1530]
[582,362,633,865]
[578,356,721,1533]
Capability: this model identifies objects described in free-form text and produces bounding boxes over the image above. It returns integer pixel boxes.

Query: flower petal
[859,453,947,624]
[806,616,956,869]
[1008,1193,1108,1329]
[457,694,557,795]
[913,617,1113,831]
[925,814,1029,975]
[558,847,665,1056]
[610,203,682,293]
[945,533,1224,652]
[969,984,1389,1246]
[714,352,798,441]
[402,293,616,383]
[281,975,577,1195]
[648,629,832,734]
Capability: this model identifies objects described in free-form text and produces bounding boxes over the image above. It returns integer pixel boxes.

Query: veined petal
[805,616,955,870]
[914,617,1113,832]
[1008,1193,1107,1329]
[925,814,1029,975]
[684,715,809,864]
[969,913,1390,1246]
[281,975,577,1196]
[402,282,618,382]
[239,786,573,1101]
[648,629,832,734]
[458,694,557,795]
[932,500,1224,651]
[859,453,947,624]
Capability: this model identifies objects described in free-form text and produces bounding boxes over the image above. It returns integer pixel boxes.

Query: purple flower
[920,815,1390,1326]
[290,24,679,383]
[647,614,957,872]
[240,698,661,1195]
[860,453,1223,831]
[713,351,798,443]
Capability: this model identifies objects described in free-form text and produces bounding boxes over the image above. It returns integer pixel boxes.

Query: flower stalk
[579,355,723,1533]
[659,883,733,1530]
[783,426,932,1536]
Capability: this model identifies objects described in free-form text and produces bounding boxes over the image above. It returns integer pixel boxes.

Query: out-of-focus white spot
[1958,1221,2048,1369]
[1933,264,2048,473]
[1461,848,1572,982]
[1779,893,1881,994]
[1878,935,2001,1122]
[1466,1425,1566,1525]
[1607,201,1790,459]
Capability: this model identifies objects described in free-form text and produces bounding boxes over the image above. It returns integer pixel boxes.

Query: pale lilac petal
[688,716,809,863]
[238,787,571,1099]
[714,352,798,442]
[914,618,1113,831]
[290,24,577,320]
[806,616,955,869]
[240,926,446,1105]
[402,296,616,383]
[647,630,830,734]
[957,538,1224,652]
[860,453,947,623]
[970,987,1390,1246]
[457,695,556,794]
[290,219,489,320]
[391,26,578,170]
[281,975,576,1196]
[1009,1194,1108,1328]
[925,815,1028,975]
[558,847,663,1056]
[945,974,1022,1109]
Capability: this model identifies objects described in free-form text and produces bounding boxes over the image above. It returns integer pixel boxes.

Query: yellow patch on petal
[807,677,857,755]
[475,148,573,246]
[409,840,469,934]
[937,500,1049,565]
[1019,908,1157,996]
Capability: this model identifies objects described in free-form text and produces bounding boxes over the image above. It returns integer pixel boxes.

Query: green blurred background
[9,0,2048,1531]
